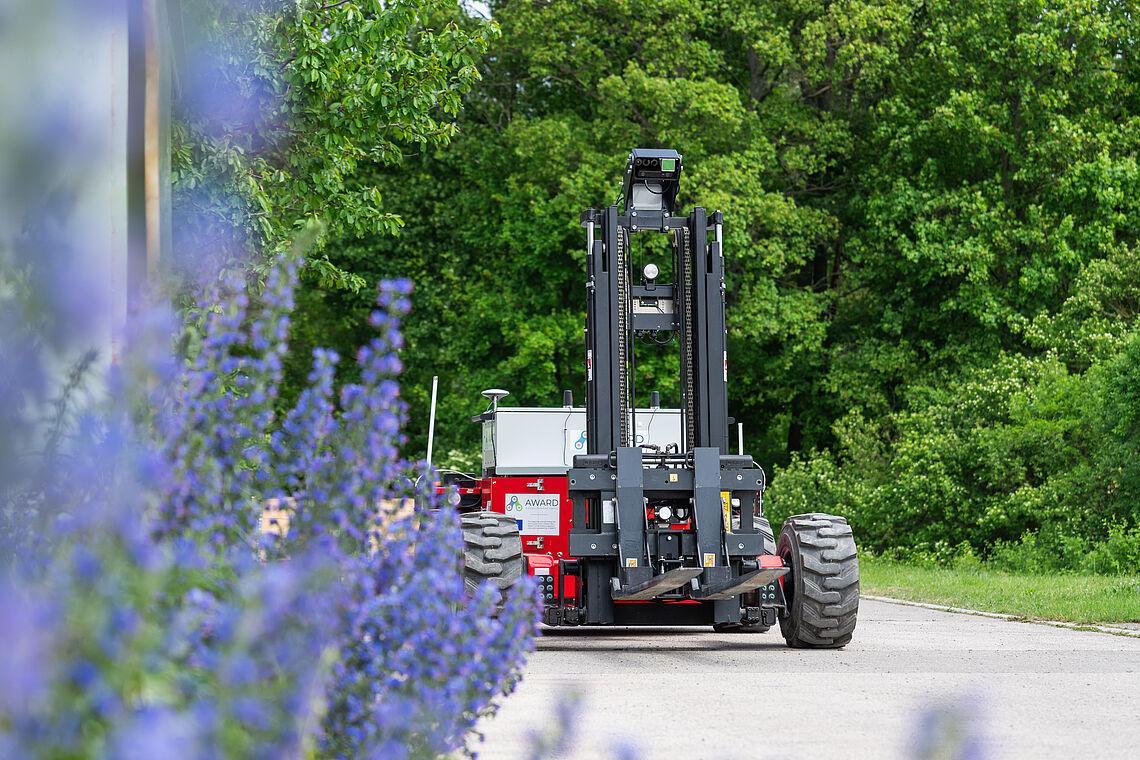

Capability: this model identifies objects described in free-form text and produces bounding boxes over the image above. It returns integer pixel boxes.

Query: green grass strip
[860,555,1140,625]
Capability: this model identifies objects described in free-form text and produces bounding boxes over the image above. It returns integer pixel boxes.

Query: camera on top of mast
[623,148,682,231]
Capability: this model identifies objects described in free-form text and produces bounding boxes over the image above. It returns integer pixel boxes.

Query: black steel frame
[563,154,777,626]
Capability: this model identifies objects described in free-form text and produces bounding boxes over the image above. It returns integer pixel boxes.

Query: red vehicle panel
[482,475,577,599]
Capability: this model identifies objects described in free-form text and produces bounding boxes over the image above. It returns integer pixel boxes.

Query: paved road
[471,599,1140,759]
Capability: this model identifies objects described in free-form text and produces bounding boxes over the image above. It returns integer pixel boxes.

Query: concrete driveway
[471,598,1140,759]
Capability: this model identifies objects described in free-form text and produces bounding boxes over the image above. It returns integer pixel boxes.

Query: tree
[288,0,1140,565]
[768,0,1140,557]
[172,0,498,288]
[306,0,917,464]
[837,0,1140,394]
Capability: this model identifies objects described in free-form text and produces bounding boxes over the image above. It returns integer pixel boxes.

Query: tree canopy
[207,0,1140,562]
[172,0,498,288]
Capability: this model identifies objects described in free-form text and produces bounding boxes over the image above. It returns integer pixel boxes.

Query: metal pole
[426,375,439,468]
[738,422,744,455]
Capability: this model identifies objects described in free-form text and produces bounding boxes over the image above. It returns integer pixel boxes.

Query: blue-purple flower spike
[2,250,538,758]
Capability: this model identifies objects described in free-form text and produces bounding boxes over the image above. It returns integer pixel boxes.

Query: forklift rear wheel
[776,513,859,648]
[715,516,777,633]
[731,514,776,555]
[461,511,524,601]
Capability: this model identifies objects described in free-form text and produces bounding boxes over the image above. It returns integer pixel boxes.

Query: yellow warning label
[720,491,731,531]
[626,558,638,567]
[669,472,678,483]
[703,553,716,568]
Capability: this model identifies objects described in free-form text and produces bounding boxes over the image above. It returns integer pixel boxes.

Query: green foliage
[1098,329,1140,516]
[268,0,1140,565]
[833,0,1140,417]
[1026,247,1140,369]
[1084,522,1140,576]
[989,529,1102,576]
[172,0,499,286]
[303,0,926,460]
[770,334,1140,572]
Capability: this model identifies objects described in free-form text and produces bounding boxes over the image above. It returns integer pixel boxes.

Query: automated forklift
[452,149,859,647]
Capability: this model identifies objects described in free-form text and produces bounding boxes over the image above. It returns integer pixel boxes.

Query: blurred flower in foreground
[1,242,539,757]
[909,694,989,760]
[0,4,537,757]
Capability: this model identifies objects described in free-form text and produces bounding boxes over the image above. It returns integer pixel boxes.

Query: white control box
[482,407,683,475]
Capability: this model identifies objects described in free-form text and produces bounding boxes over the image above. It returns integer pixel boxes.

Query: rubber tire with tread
[460,511,524,599]
[776,513,859,648]
[713,515,777,633]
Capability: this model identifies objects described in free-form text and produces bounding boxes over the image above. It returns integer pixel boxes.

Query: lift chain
[682,226,695,450]
[617,225,631,447]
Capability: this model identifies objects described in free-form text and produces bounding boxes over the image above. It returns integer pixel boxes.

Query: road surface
[471,598,1140,759]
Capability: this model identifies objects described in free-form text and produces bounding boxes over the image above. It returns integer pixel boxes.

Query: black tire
[461,511,524,599]
[727,514,776,553]
[776,513,859,648]
[715,515,777,633]
[754,515,776,555]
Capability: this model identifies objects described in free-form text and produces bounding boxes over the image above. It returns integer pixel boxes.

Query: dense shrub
[768,341,1140,573]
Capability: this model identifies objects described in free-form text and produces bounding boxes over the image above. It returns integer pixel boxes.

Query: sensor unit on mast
[623,147,682,225]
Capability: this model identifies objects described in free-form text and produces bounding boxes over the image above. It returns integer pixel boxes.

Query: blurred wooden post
[127,0,172,308]
[143,0,172,282]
